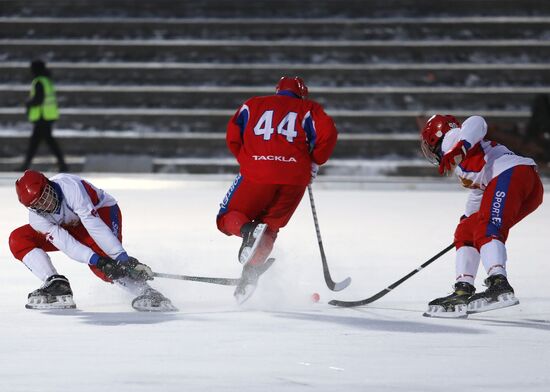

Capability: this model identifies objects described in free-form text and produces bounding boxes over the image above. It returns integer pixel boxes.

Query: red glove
[438,140,470,175]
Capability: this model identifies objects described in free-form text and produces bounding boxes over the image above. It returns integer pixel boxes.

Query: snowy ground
[0,174,548,392]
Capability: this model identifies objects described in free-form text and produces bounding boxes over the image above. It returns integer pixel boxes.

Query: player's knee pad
[215,214,229,235]
[216,211,250,237]
[9,226,38,260]
[454,220,475,250]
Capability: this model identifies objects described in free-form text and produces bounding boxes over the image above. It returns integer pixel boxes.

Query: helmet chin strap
[434,141,444,163]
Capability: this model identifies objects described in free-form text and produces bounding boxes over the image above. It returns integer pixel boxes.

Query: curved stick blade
[329,276,352,292]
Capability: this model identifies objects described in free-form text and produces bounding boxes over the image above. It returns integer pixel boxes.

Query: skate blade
[423,304,468,319]
[255,257,276,275]
[239,223,268,265]
[467,293,519,314]
[25,295,76,310]
[132,298,178,312]
[234,283,258,305]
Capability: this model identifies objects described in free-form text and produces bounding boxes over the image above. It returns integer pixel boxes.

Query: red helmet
[420,114,461,164]
[15,170,59,213]
[276,76,308,98]
[16,170,48,207]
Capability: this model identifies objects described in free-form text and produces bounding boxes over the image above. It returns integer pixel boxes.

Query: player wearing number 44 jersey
[217,76,338,303]
[421,115,543,318]
[9,170,176,312]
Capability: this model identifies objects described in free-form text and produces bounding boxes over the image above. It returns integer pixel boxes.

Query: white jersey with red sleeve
[441,116,537,215]
[28,173,126,264]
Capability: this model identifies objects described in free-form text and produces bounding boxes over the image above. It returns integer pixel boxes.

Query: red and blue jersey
[226,91,338,185]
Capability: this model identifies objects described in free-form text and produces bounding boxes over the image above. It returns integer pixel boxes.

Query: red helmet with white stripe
[276,76,309,99]
[420,114,461,164]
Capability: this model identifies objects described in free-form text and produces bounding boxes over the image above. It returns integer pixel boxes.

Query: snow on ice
[0,174,548,391]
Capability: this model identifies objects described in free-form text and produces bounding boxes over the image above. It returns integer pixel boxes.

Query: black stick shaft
[307,184,352,291]
[152,272,240,286]
[308,184,329,268]
[329,243,454,307]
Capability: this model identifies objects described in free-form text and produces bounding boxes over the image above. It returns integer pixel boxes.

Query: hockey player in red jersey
[217,76,338,303]
[9,170,176,311]
[421,115,543,318]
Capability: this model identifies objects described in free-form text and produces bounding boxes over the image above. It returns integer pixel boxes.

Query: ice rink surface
[0,174,548,392]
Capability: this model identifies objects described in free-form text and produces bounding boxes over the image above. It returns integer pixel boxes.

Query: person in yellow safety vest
[21,59,68,172]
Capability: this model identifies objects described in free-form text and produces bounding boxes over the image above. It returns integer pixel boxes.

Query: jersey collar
[276,91,300,99]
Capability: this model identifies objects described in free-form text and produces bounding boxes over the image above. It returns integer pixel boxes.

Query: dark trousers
[22,120,67,170]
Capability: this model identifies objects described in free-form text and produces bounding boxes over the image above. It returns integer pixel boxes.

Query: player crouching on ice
[9,170,177,312]
[216,76,338,304]
[420,115,543,318]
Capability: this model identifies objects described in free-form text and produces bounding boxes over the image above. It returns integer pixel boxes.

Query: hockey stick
[307,184,352,292]
[328,243,454,307]
[153,257,276,286]
[152,272,240,286]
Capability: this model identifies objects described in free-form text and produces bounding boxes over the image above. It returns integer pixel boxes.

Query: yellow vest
[28,76,59,122]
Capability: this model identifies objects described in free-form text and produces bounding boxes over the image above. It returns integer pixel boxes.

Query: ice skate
[26,274,76,310]
[238,222,267,265]
[423,282,475,318]
[234,258,275,305]
[467,274,519,314]
[131,288,178,312]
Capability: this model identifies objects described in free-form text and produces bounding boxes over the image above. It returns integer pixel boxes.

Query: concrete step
[3,38,550,63]
[0,155,433,176]
[2,85,547,110]
[2,17,550,40]
[0,130,423,159]
[4,62,550,87]
[0,108,531,134]
[4,154,550,179]
[4,0,550,18]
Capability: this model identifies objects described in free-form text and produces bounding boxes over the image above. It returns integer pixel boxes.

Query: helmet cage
[421,138,443,165]
[420,114,459,165]
[29,183,59,214]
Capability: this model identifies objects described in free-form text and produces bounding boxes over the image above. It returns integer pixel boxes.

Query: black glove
[126,256,154,281]
[96,256,153,281]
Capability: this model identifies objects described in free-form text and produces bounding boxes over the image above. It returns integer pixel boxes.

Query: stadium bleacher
[1,0,549,176]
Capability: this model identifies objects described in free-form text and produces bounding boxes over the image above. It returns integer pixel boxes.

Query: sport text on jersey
[491,190,506,227]
[252,155,297,162]
[219,174,242,211]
